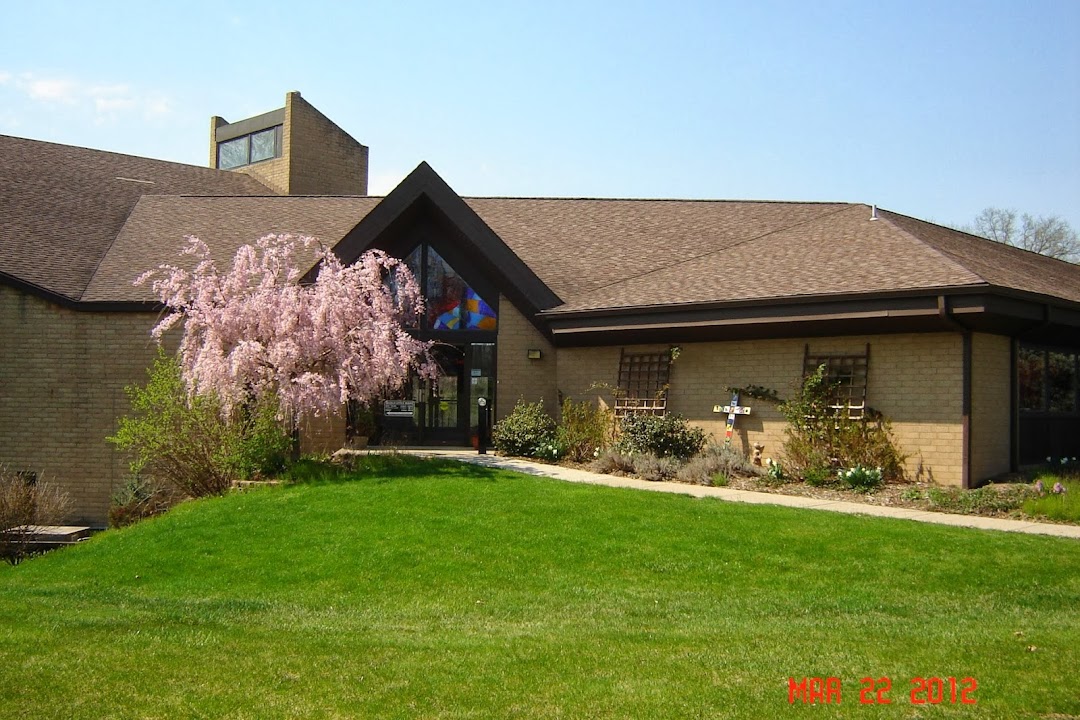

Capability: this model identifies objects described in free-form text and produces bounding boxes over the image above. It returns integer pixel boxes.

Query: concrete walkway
[399,449,1080,540]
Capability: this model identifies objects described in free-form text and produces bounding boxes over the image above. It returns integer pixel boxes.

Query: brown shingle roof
[534,203,988,312]
[83,196,381,302]
[465,198,858,304]
[0,135,273,301]
[4,134,1079,315]
[879,210,1080,305]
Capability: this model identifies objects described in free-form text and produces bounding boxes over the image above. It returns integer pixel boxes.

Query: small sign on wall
[384,400,416,417]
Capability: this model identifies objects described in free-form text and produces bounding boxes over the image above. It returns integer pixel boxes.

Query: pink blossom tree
[137,234,435,424]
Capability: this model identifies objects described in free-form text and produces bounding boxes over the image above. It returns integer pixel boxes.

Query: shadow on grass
[278,453,505,486]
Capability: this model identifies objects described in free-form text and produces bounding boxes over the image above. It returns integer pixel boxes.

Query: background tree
[138,234,435,424]
[967,207,1080,263]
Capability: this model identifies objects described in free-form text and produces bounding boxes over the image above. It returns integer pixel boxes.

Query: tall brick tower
[209,91,368,196]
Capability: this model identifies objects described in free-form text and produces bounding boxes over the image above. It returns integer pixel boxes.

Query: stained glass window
[403,245,496,331]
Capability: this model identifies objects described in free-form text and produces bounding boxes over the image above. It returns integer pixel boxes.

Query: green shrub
[779,365,906,482]
[557,398,612,462]
[676,443,758,485]
[108,476,177,529]
[925,484,1036,515]
[631,454,680,482]
[616,413,706,460]
[491,399,557,459]
[803,466,834,487]
[108,350,293,498]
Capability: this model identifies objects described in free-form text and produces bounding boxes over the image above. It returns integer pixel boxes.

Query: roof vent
[870,204,879,221]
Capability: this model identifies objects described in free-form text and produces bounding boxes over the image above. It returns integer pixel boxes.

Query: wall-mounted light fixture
[527,349,542,360]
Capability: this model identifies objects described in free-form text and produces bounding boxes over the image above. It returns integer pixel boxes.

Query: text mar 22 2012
[788,676,978,705]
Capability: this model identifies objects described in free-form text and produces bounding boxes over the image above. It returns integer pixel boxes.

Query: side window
[1019,345,1078,413]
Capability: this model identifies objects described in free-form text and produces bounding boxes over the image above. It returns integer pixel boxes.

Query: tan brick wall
[285,92,369,196]
[298,407,347,455]
[556,333,969,486]
[0,285,163,525]
[970,332,1012,482]
[495,296,556,420]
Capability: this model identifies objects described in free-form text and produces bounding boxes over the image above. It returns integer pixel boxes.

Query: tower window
[218,126,282,169]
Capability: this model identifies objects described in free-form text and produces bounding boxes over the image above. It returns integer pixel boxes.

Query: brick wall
[495,296,557,420]
[0,285,162,525]
[970,332,1012,481]
[556,332,976,486]
[298,407,347,455]
[285,92,369,196]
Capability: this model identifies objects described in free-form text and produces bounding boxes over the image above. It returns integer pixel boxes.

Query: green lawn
[1,456,1078,719]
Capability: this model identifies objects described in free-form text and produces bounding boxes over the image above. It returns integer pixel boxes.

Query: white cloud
[7,72,174,123]
[22,75,79,103]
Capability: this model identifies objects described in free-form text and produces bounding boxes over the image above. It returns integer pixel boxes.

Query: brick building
[3,92,1079,524]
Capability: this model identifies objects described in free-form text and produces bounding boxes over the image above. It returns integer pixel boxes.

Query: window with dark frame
[803,344,870,419]
[614,349,672,416]
[401,245,497,332]
[217,125,283,169]
[1019,344,1079,414]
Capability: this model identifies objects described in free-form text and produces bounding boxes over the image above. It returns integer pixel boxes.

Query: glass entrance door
[388,343,496,446]
[421,345,466,444]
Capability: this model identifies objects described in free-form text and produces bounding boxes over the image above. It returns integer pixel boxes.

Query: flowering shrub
[1024,474,1078,522]
[137,234,435,423]
[615,413,706,460]
[837,466,883,493]
[491,399,557,459]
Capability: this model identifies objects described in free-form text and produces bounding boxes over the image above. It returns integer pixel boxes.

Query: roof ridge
[880,208,1080,269]
[80,195,151,301]
[0,132,236,176]
[873,209,991,285]
[465,196,856,205]
[561,203,860,303]
[154,194,381,200]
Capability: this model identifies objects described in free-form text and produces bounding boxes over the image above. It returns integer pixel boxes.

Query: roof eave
[541,285,1080,348]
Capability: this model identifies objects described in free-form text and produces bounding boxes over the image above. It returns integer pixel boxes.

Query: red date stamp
[788,676,977,705]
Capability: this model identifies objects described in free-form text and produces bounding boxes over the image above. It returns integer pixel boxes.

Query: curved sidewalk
[402,449,1080,540]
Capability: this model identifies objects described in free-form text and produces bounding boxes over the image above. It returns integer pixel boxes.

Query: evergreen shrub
[615,413,706,460]
[491,399,557,459]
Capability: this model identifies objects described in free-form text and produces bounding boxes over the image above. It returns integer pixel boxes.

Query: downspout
[938,296,973,489]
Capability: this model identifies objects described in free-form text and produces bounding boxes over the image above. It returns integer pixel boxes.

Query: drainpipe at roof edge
[938,296,973,489]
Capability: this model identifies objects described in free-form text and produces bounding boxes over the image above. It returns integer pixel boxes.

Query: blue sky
[2,0,1077,230]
